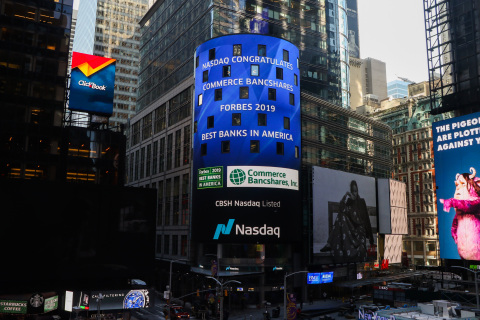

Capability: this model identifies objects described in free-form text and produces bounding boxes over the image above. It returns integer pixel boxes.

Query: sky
[357,0,429,84]
[73,0,429,84]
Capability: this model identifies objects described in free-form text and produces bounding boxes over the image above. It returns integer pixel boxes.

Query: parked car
[163,305,190,320]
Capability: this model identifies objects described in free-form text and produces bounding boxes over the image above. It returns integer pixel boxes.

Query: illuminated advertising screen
[312,167,377,263]
[0,300,27,314]
[307,272,334,284]
[69,52,116,115]
[433,112,480,260]
[78,290,151,311]
[192,34,301,243]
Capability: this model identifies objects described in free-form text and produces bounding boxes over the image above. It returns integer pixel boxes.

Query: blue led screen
[192,34,301,243]
[433,112,480,260]
[307,272,334,284]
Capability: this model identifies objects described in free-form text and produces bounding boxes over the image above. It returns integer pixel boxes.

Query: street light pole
[283,271,309,320]
[96,293,104,320]
[169,259,188,320]
[206,276,241,320]
[452,266,479,309]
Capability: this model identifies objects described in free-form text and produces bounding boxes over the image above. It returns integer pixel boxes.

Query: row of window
[156,234,188,256]
[203,114,291,129]
[200,141,299,156]
[198,88,295,105]
[128,126,190,182]
[202,65,298,83]
[197,44,291,66]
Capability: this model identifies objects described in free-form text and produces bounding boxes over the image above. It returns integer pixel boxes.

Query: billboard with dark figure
[313,167,377,263]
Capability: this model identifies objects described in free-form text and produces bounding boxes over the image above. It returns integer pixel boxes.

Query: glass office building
[137,0,349,111]
[388,79,412,99]
[73,0,148,128]
[126,0,391,303]
[0,0,73,180]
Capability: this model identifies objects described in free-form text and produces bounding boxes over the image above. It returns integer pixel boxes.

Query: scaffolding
[424,0,480,115]
[424,0,455,114]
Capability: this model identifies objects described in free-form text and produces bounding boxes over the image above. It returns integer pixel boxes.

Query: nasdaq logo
[213,219,235,239]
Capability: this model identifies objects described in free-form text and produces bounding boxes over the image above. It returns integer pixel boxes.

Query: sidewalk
[226,299,351,320]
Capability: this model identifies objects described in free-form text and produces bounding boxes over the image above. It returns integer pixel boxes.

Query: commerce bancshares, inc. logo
[213,219,280,240]
[229,169,246,185]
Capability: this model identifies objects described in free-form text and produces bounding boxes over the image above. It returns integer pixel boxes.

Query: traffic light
[197,289,200,297]
[224,289,228,297]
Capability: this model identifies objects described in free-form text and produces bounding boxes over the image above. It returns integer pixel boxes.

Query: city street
[131,293,357,320]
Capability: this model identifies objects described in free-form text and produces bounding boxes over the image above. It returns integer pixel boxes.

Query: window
[198,94,203,106]
[214,88,222,101]
[167,134,173,170]
[172,235,178,255]
[201,143,207,156]
[221,141,230,153]
[209,48,215,60]
[203,70,208,82]
[195,56,199,68]
[251,64,259,76]
[276,67,283,80]
[232,113,241,126]
[250,140,260,153]
[289,93,294,105]
[159,138,165,172]
[207,116,214,128]
[268,88,276,101]
[240,87,249,99]
[233,44,242,56]
[223,65,231,77]
[284,117,290,129]
[294,74,298,86]
[295,146,299,158]
[283,49,289,62]
[156,235,162,254]
[277,142,284,155]
[164,235,170,254]
[258,44,266,56]
[258,113,267,126]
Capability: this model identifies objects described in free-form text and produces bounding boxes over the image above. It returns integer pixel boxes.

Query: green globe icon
[230,169,246,185]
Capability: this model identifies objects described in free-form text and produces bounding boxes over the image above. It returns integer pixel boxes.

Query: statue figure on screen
[320,180,374,262]
[440,167,480,260]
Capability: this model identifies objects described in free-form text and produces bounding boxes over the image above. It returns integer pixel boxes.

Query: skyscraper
[0,0,73,180]
[388,78,414,99]
[424,0,480,116]
[72,0,148,128]
[349,57,388,110]
[346,0,360,59]
[126,0,392,303]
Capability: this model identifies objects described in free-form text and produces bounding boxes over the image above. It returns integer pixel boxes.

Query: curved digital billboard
[192,34,301,243]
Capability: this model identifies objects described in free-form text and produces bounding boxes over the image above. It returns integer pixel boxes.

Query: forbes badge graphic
[69,52,116,115]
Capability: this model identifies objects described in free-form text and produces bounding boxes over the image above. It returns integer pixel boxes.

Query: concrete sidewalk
[225,299,351,320]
